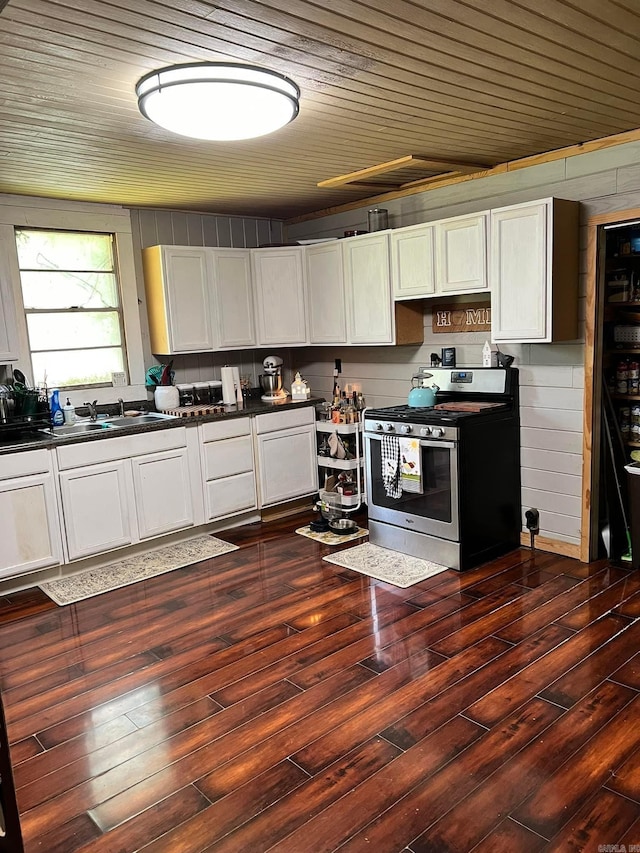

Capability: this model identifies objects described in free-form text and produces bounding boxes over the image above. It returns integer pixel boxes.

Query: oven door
[365,433,459,541]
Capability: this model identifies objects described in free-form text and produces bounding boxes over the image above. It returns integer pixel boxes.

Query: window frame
[15,227,129,390]
[0,199,147,404]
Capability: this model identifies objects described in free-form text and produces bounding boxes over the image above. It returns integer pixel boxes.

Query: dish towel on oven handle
[381,433,402,499]
[400,436,423,494]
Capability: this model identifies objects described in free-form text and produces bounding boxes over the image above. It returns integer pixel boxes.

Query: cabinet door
[252,248,307,345]
[0,473,62,578]
[59,460,133,560]
[305,242,347,343]
[162,247,216,352]
[211,249,256,349]
[131,448,194,540]
[391,223,436,299]
[490,201,549,342]
[256,424,318,506]
[343,233,394,344]
[435,213,488,293]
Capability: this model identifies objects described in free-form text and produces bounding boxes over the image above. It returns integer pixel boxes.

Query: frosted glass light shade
[136,62,300,141]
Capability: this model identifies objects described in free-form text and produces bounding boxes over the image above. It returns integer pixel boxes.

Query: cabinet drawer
[0,448,51,480]
[56,427,187,470]
[203,435,253,480]
[205,471,256,520]
[200,417,251,442]
[254,406,315,434]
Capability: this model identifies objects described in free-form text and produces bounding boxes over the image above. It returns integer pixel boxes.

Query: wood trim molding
[288,126,640,226]
[520,532,580,560]
[582,206,640,563]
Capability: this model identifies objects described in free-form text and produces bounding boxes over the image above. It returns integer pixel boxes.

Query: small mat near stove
[295,525,368,545]
[39,534,239,606]
[323,542,449,588]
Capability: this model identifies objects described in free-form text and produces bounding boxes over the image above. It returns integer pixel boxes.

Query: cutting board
[434,401,506,413]
[162,404,226,417]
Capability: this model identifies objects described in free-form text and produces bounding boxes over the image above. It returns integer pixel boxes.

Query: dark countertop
[0,397,324,456]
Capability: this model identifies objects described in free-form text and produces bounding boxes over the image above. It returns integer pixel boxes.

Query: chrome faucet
[118,398,125,417]
[84,400,98,421]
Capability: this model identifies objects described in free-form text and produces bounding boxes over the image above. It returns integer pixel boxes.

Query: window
[15,228,128,388]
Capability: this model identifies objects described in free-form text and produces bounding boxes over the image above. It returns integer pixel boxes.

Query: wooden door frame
[582,206,640,562]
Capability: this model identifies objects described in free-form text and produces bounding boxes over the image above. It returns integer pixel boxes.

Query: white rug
[39,534,239,606]
[323,542,449,588]
[295,525,368,546]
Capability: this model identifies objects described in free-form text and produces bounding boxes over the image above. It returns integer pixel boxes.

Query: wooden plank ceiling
[1,0,640,220]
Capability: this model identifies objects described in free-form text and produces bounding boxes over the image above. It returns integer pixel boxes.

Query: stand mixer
[259,355,288,402]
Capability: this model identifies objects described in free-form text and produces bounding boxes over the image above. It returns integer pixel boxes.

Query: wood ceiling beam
[317,154,493,189]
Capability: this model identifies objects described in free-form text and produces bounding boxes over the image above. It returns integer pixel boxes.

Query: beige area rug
[39,534,239,606]
[296,525,369,546]
[323,542,449,588]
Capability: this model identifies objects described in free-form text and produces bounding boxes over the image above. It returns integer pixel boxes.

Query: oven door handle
[366,434,456,451]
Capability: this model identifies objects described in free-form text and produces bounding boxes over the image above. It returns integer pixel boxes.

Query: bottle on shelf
[617,358,630,395]
[630,360,640,396]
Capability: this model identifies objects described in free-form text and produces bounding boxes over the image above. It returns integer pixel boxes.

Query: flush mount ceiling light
[136,62,300,141]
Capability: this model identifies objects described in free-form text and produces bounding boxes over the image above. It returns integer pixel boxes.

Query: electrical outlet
[111,371,127,387]
[525,508,540,533]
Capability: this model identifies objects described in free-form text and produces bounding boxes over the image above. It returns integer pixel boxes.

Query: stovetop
[364,402,510,425]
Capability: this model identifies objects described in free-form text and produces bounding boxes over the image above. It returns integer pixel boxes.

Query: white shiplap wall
[287,141,640,551]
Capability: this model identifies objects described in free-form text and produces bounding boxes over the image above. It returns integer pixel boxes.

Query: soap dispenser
[63,397,76,424]
[49,389,64,426]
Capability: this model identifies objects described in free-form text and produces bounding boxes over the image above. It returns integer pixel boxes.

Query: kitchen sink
[44,421,116,436]
[42,412,176,437]
[103,413,176,427]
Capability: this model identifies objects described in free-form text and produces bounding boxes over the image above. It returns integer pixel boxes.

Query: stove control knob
[420,426,432,436]
[375,422,384,431]
[431,427,445,438]
[400,424,412,435]
[385,423,395,432]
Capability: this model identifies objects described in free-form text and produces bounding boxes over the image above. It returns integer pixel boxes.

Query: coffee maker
[259,355,288,402]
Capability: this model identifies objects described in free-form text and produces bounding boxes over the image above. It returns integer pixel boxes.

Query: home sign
[432,300,491,334]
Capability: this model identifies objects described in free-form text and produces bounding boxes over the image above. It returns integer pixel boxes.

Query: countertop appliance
[260,355,288,403]
[364,367,520,571]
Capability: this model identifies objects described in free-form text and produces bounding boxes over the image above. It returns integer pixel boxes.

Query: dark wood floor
[0,513,639,853]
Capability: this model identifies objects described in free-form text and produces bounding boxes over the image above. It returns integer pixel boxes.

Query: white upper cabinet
[210,249,256,349]
[490,198,578,343]
[435,212,488,293]
[305,241,347,344]
[143,245,216,355]
[252,247,308,346]
[391,222,436,300]
[343,232,394,344]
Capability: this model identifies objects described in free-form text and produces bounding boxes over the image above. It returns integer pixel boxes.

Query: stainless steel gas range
[364,367,520,571]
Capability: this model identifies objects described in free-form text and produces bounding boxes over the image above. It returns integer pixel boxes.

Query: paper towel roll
[231,366,241,403]
[221,366,236,404]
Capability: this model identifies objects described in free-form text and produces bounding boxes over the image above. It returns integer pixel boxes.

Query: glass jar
[367,208,389,231]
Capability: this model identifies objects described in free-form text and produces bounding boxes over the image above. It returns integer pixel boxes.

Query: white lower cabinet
[56,428,194,561]
[132,448,194,540]
[254,407,318,506]
[59,460,133,560]
[200,418,257,521]
[0,449,63,579]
